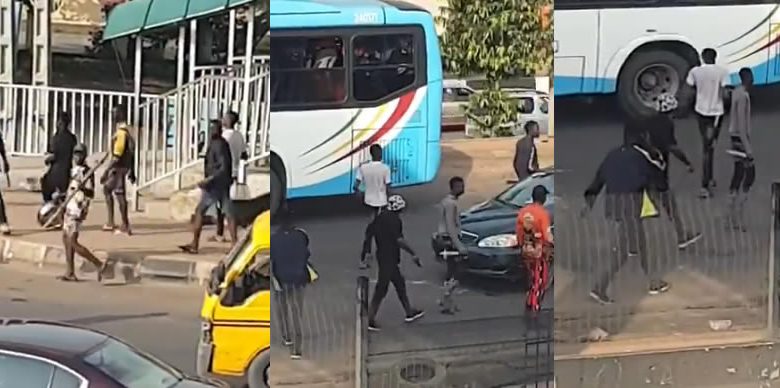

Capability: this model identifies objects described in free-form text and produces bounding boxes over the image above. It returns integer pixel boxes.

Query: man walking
[645,93,702,249]
[271,207,310,360]
[514,121,541,182]
[211,111,248,243]
[354,144,391,269]
[179,120,236,254]
[583,123,668,304]
[726,68,756,231]
[42,112,77,203]
[101,105,136,235]
[434,176,469,283]
[686,48,730,198]
[366,195,425,331]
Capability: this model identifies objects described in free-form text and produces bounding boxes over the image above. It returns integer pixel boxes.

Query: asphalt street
[0,262,203,375]
[284,153,553,386]
[554,87,780,345]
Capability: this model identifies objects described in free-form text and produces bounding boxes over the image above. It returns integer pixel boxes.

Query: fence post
[771,183,778,334]
[355,276,369,388]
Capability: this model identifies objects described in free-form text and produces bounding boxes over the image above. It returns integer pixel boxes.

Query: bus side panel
[351,87,428,188]
[275,110,360,199]
[384,7,442,184]
[554,10,601,95]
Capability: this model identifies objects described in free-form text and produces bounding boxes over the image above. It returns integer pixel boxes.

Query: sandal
[56,274,79,282]
[97,262,110,282]
[178,244,198,254]
[102,225,115,232]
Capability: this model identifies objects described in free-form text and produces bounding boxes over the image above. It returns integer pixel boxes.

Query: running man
[59,144,108,282]
[212,111,248,243]
[645,93,702,249]
[179,120,236,254]
[726,68,755,231]
[365,195,425,331]
[101,105,136,235]
[686,48,730,198]
[583,123,668,304]
[516,185,553,313]
[514,121,541,182]
[354,144,391,269]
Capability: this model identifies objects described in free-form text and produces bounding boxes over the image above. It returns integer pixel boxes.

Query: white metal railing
[134,66,270,195]
[0,84,157,156]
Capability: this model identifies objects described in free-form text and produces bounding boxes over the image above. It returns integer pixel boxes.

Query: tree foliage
[437,0,553,137]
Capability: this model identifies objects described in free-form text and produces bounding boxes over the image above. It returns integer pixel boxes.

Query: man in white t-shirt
[686,48,730,198]
[212,111,248,243]
[354,144,391,269]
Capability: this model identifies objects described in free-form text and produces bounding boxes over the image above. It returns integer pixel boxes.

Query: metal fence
[356,277,554,388]
[554,190,771,352]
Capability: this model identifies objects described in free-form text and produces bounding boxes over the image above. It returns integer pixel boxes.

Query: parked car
[447,171,554,282]
[0,318,229,388]
[442,79,475,130]
[464,88,550,137]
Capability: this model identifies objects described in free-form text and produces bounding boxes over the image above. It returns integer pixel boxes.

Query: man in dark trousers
[366,194,425,331]
[271,206,310,360]
[101,105,136,235]
[42,112,77,203]
[583,122,668,304]
[0,128,10,235]
[514,121,541,182]
[726,67,756,231]
[645,93,702,249]
[179,120,235,254]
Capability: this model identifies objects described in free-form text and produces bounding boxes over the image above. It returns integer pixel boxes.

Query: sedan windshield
[496,174,554,208]
[83,338,184,388]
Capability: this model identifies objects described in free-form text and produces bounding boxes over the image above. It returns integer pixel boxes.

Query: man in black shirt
[514,121,540,182]
[365,194,425,331]
[179,120,235,254]
[645,94,702,249]
[583,123,668,304]
[42,112,77,203]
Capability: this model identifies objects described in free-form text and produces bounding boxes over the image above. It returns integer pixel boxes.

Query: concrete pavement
[283,138,554,386]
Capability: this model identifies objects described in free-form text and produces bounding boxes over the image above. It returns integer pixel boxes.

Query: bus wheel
[248,351,270,388]
[270,167,284,218]
[618,50,691,118]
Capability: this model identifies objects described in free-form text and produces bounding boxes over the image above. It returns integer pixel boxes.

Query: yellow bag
[308,264,319,283]
[640,191,659,218]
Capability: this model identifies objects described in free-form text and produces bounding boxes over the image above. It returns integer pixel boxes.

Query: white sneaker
[0,224,11,235]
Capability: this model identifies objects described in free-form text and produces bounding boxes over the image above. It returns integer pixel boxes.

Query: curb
[0,236,218,286]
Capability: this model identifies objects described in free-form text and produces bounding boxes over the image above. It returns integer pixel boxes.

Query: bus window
[271,36,346,106]
[353,34,416,101]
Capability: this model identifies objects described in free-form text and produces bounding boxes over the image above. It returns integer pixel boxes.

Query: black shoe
[678,233,702,249]
[404,310,425,323]
[589,289,614,305]
[283,338,293,347]
[649,281,670,295]
[368,321,381,331]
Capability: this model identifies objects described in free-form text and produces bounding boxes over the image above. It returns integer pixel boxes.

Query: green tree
[437,0,552,137]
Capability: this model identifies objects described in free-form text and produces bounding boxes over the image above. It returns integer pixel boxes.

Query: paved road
[554,87,780,345]
[0,262,203,375]
[282,148,553,386]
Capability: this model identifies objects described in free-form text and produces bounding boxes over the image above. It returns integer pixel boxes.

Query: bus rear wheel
[618,50,692,118]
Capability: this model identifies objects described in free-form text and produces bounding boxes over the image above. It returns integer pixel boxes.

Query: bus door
[351,31,426,188]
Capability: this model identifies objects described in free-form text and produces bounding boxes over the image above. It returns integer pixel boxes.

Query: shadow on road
[63,312,169,326]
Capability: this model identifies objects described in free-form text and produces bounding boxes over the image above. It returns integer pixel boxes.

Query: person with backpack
[644,93,702,249]
[516,185,553,313]
[686,48,730,198]
[101,105,137,235]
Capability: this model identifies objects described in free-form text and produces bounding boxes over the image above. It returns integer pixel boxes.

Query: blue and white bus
[269,0,443,212]
[555,0,780,117]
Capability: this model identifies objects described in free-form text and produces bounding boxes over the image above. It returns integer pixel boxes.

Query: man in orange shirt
[516,185,553,313]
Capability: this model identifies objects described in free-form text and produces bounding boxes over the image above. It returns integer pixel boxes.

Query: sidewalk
[0,191,230,285]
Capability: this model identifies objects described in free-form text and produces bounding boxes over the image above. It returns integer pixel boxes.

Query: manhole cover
[399,359,437,384]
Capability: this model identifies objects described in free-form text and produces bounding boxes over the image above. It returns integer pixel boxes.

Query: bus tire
[618,49,691,118]
[247,351,270,388]
[270,167,284,218]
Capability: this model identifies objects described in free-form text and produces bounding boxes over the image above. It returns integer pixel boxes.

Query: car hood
[461,200,555,238]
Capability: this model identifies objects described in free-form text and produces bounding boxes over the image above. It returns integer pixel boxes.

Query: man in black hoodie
[583,122,668,304]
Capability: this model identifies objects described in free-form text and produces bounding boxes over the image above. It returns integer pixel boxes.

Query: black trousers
[697,114,723,188]
[276,284,304,354]
[647,190,686,240]
[360,205,382,261]
[595,218,653,293]
[729,136,756,193]
[370,263,411,315]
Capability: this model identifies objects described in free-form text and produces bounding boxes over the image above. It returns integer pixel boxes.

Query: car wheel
[247,351,270,388]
